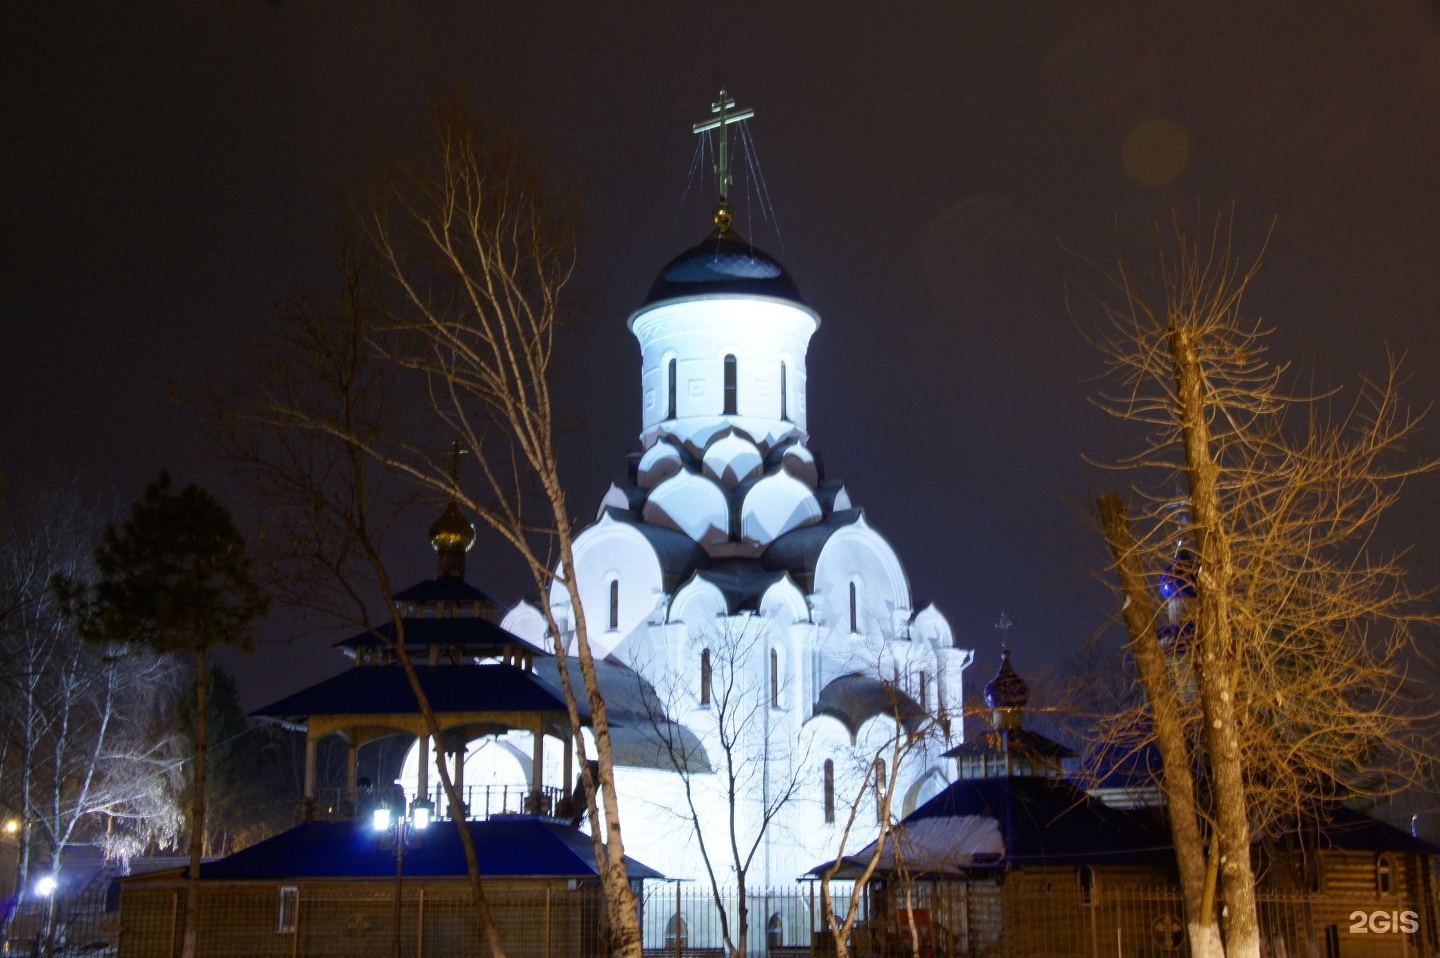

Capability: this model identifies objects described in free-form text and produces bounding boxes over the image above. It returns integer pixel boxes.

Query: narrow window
[700,649,712,706]
[780,362,789,421]
[277,885,298,934]
[874,758,887,823]
[667,358,677,419]
[919,672,928,710]
[849,583,858,633]
[823,759,835,824]
[1378,855,1394,894]
[1079,865,1096,907]
[723,354,737,415]
[608,580,620,631]
[665,916,688,951]
[770,648,779,707]
[767,914,784,950]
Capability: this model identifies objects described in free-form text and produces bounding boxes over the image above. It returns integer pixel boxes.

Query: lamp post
[373,798,434,958]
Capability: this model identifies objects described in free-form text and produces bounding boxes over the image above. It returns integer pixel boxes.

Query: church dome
[640,231,804,308]
[429,501,476,554]
[984,648,1029,711]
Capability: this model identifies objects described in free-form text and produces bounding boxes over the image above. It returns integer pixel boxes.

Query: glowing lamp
[35,875,57,897]
[411,800,434,830]
[372,807,392,832]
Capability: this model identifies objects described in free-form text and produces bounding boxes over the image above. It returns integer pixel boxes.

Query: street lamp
[374,797,434,958]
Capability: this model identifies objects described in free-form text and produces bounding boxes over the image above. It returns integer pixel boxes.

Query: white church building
[495,121,975,890]
[264,97,975,937]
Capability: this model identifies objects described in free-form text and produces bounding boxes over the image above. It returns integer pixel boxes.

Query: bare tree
[358,95,644,956]
[1080,212,1435,958]
[815,683,941,958]
[638,617,812,958]
[0,483,185,944]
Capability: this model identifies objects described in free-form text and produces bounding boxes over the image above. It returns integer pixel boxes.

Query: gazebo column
[301,731,318,820]
[452,747,466,819]
[345,737,358,815]
[417,733,431,808]
[528,720,546,814]
[562,730,573,798]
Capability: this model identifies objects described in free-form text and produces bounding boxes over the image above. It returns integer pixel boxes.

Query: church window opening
[874,757,887,823]
[849,582,859,633]
[700,649,712,705]
[780,362,789,421]
[608,580,620,631]
[667,358,677,419]
[767,914,784,950]
[1377,855,1394,894]
[770,648,779,707]
[918,672,928,710]
[665,916,688,951]
[723,354,738,414]
[823,759,835,823]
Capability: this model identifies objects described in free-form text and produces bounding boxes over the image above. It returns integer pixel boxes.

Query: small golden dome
[429,501,475,554]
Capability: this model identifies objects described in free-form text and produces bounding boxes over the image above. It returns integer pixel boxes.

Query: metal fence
[3,889,120,957]
[637,883,1435,958]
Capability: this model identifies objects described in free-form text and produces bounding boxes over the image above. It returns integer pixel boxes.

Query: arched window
[770,648,779,707]
[849,582,859,633]
[1377,855,1394,894]
[665,916,688,951]
[667,358,677,419]
[780,361,789,421]
[874,758,887,823]
[608,580,620,631]
[700,649,712,706]
[767,914,784,951]
[723,354,737,415]
[918,672,928,710]
[823,759,835,824]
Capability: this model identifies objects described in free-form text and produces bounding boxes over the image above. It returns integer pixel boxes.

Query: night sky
[7,3,1440,710]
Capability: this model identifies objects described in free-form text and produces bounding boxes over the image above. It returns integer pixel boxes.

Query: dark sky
[7,2,1440,709]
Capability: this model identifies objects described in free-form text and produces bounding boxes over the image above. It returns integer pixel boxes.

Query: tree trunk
[550,520,643,958]
[1098,494,1226,958]
[181,647,207,958]
[1169,325,1261,958]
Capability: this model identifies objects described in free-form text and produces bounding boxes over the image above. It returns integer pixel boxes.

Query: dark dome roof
[641,231,804,308]
[984,649,1030,711]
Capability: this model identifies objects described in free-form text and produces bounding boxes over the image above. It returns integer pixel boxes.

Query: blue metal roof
[333,616,546,656]
[641,232,804,309]
[194,818,662,881]
[902,776,1173,867]
[251,663,584,724]
[393,578,504,607]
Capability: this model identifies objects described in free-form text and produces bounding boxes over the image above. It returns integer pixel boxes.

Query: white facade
[513,231,973,891]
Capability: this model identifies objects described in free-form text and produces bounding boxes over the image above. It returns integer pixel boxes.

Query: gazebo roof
[251,662,584,727]
[150,818,662,881]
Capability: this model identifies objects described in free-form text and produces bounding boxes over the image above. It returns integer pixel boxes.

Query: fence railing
[33,879,1436,958]
[311,783,568,822]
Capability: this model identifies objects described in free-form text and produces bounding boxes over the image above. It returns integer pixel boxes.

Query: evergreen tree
[82,472,269,958]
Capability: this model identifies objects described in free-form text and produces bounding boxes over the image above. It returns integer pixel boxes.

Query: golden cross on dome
[448,438,469,489]
[693,89,755,229]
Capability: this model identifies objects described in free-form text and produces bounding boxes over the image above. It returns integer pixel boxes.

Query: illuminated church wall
[496,210,975,890]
